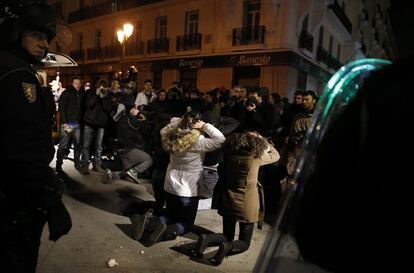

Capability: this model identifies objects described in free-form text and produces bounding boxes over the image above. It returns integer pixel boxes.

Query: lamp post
[117,23,134,71]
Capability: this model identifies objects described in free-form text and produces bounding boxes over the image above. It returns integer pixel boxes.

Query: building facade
[50,0,397,99]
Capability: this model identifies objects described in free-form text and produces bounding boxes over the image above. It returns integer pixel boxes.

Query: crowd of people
[53,72,319,265]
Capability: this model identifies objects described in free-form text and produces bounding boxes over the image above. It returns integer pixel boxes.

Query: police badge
[22,82,37,103]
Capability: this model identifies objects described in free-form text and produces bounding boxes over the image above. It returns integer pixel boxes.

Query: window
[53,2,63,18]
[297,71,307,91]
[135,22,142,42]
[318,26,324,46]
[95,29,101,48]
[244,1,261,28]
[328,35,333,55]
[155,17,167,39]
[301,14,309,31]
[77,32,83,50]
[153,71,163,90]
[185,11,199,36]
[337,44,341,60]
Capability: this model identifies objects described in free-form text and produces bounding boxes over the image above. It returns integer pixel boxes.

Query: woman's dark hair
[224,132,268,158]
[179,111,202,130]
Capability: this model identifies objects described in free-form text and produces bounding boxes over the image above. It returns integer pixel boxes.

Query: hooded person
[129,112,225,247]
[0,1,71,272]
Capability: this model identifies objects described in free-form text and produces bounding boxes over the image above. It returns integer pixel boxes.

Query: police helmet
[0,0,57,48]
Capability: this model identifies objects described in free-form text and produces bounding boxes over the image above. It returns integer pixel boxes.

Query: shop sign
[173,58,204,68]
[229,54,271,66]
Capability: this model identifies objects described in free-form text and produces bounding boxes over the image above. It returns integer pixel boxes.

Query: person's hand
[246,104,256,112]
[130,107,139,116]
[192,120,206,130]
[248,131,262,138]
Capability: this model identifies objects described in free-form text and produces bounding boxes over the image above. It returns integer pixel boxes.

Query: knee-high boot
[208,240,250,266]
[191,233,228,258]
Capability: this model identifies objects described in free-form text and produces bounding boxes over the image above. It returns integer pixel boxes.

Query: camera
[245,97,258,107]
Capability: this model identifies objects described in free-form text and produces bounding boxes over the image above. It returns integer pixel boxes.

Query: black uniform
[0,49,71,273]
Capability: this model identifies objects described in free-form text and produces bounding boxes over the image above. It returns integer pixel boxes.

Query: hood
[162,127,200,154]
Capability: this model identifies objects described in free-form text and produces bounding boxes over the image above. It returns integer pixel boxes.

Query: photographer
[79,80,113,174]
[243,96,266,134]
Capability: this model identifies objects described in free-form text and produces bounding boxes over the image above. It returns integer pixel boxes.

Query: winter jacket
[83,92,112,128]
[161,118,225,197]
[217,145,279,223]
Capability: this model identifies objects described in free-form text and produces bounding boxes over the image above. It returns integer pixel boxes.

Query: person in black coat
[55,76,86,172]
[79,79,112,174]
[0,1,71,272]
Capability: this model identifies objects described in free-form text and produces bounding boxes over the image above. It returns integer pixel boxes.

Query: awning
[41,51,77,67]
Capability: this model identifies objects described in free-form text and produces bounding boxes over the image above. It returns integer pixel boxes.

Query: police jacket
[0,49,55,194]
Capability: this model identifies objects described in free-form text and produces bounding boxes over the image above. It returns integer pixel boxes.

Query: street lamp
[117,23,134,70]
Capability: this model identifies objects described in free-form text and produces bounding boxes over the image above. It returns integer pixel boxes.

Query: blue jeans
[56,126,81,166]
[81,125,104,165]
[158,192,200,235]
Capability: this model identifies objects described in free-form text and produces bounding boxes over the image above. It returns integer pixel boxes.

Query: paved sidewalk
[36,158,271,273]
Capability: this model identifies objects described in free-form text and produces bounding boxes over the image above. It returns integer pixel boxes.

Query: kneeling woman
[194,131,279,265]
[132,112,225,246]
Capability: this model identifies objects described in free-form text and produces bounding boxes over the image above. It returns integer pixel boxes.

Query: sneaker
[130,208,154,241]
[101,169,113,184]
[126,169,142,184]
[93,163,105,173]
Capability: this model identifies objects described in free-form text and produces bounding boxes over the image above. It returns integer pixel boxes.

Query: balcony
[104,45,122,59]
[125,41,144,56]
[68,0,164,23]
[298,30,314,52]
[70,49,85,62]
[176,33,202,51]
[86,47,103,60]
[147,38,170,54]
[316,45,329,64]
[328,0,352,35]
[232,25,265,46]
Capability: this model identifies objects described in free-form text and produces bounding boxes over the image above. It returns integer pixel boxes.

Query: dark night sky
[389,1,414,59]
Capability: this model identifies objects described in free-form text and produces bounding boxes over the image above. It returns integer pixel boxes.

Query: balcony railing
[298,30,314,52]
[176,33,202,51]
[316,45,329,64]
[104,45,122,59]
[232,25,265,46]
[147,38,170,54]
[70,49,85,62]
[86,47,104,60]
[68,0,164,23]
[125,41,144,56]
[328,0,352,34]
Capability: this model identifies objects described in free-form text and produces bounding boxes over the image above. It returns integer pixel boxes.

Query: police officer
[0,1,71,272]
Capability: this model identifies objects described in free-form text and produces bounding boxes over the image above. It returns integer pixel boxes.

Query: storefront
[59,50,332,98]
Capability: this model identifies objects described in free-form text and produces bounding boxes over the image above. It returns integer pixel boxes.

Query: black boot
[191,233,228,258]
[161,224,179,242]
[140,217,166,247]
[56,159,63,173]
[130,208,154,241]
[208,240,250,265]
[208,241,233,266]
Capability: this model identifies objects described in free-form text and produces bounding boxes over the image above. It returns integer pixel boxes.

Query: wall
[197,67,232,91]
